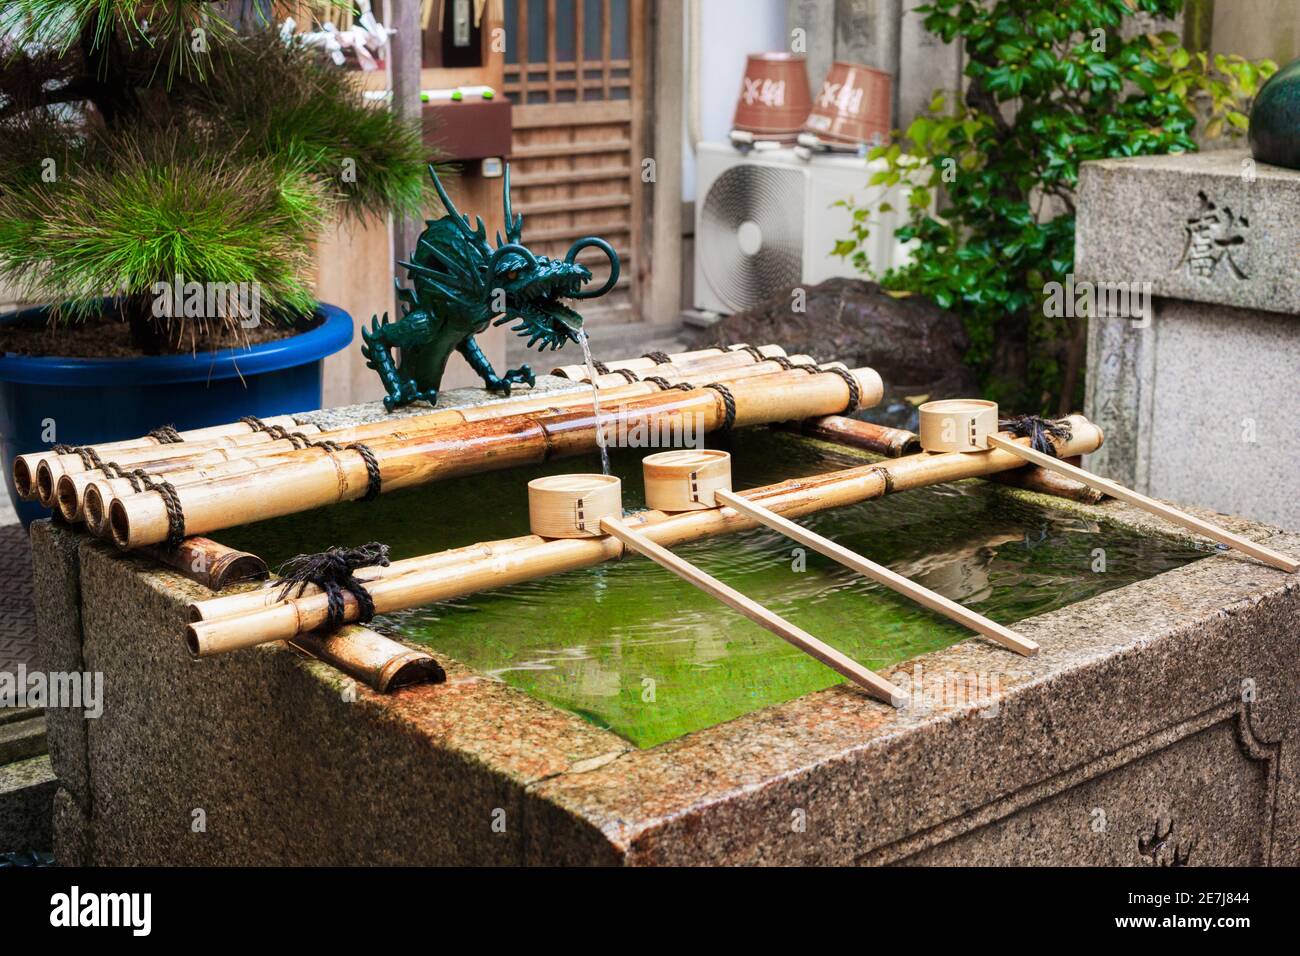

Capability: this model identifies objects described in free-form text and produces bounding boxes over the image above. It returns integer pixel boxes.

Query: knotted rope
[276,542,391,629]
[999,415,1073,457]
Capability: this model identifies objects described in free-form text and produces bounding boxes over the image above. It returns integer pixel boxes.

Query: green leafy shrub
[0,2,426,352]
[835,0,1275,411]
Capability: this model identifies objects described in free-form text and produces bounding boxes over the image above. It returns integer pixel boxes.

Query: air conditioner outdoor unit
[693,141,912,315]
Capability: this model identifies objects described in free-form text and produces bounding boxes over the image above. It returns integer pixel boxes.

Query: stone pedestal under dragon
[362,164,621,410]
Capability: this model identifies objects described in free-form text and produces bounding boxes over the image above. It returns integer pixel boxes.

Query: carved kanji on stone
[1177,190,1250,280]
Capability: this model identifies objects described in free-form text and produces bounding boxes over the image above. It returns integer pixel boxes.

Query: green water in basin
[220,429,1209,748]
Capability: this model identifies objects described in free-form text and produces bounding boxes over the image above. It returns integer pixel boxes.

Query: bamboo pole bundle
[58,347,802,523]
[75,355,829,532]
[184,416,1103,656]
[112,366,884,549]
[12,414,306,500]
[29,422,327,507]
[30,344,789,507]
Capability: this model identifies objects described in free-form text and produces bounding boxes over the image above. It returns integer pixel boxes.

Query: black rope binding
[642,351,672,365]
[241,416,382,499]
[824,367,861,413]
[53,443,107,473]
[131,471,186,549]
[999,415,1073,457]
[147,425,184,444]
[347,442,383,501]
[644,377,694,392]
[276,542,391,629]
[592,360,611,375]
[734,344,766,362]
[614,367,640,384]
[703,382,737,429]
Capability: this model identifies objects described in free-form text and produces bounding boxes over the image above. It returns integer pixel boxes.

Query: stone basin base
[29,411,1300,865]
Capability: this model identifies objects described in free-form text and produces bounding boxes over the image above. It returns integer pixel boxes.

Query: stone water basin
[33,383,1299,865]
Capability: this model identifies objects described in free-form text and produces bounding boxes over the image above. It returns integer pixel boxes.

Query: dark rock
[1250,58,1300,171]
[690,278,979,405]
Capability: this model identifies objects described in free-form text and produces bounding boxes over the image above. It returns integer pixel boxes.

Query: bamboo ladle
[598,516,909,707]
[918,400,1298,574]
[713,489,1038,656]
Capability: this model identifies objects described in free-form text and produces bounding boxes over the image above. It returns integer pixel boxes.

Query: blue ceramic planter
[0,303,353,526]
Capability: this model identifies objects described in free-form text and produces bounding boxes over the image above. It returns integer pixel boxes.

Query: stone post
[1078,149,1299,530]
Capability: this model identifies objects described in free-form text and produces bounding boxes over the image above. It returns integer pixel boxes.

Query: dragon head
[399,165,620,351]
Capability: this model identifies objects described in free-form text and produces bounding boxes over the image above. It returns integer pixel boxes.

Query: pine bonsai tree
[0,1,426,352]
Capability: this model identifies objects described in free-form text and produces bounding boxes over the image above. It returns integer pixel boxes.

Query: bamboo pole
[781,415,921,457]
[140,537,268,592]
[289,626,446,693]
[183,417,1104,656]
[12,414,306,500]
[189,535,541,622]
[549,343,780,379]
[113,366,884,549]
[77,356,830,533]
[599,516,909,705]
[62,349,808,523]
[713,488,1038,656]
[787,416,1104,504]
[988,463,1105,504]
[986,435,1299,573]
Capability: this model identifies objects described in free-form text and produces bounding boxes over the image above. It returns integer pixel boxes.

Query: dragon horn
[488,242,540,275]
[427,164,477,241]
[502,163,524,243]
[565,237,621,299]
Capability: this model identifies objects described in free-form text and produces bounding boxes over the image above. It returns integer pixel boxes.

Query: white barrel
[642,450,732,511]
[918,399,1000,453]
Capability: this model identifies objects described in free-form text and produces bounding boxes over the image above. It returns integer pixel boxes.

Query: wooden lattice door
[502,0,645,325]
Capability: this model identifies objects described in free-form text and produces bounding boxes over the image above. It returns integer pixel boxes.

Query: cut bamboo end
[528,474,623,538]
[643,450,733,511]
[82,482,111,535]
[35,459,60,507]
[54,474,83,522]
[12,456,35,499]
[918,399,1000,453]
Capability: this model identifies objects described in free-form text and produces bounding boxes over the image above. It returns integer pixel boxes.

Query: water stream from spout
[576,329,611,475]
